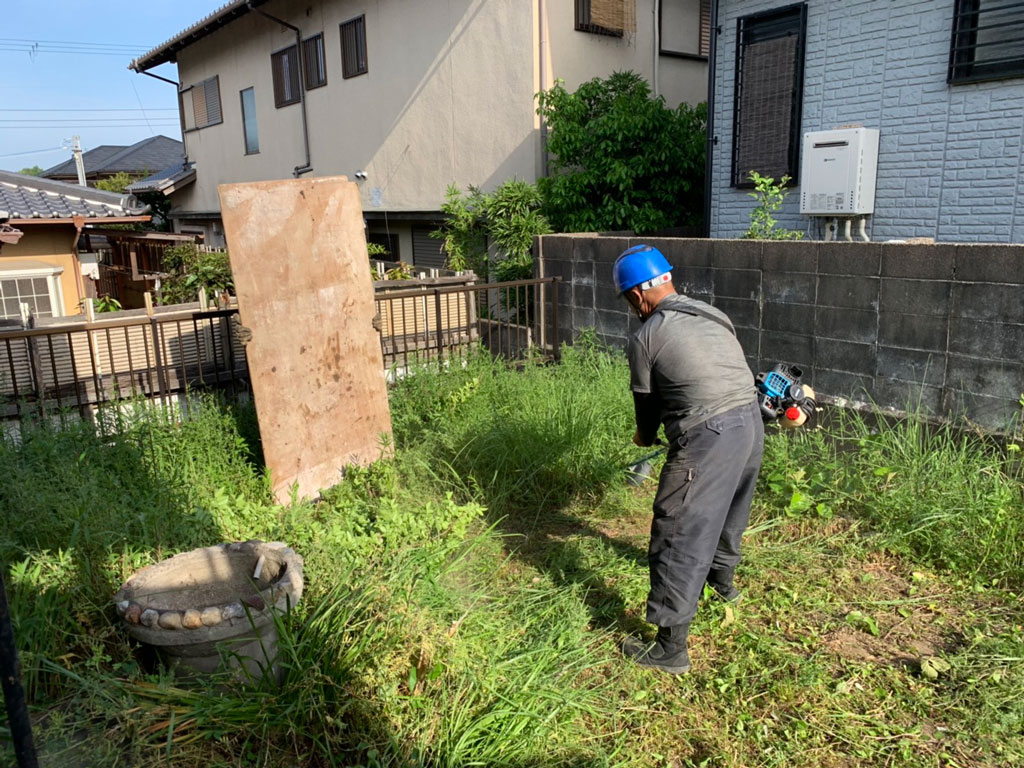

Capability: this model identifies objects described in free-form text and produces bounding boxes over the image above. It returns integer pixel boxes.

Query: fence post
[551,277,561,362]
[145,292,167,404]
[434,288,444,370]
[22,306,45,420]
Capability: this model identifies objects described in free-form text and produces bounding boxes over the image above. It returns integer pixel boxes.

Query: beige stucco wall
[1,225,80,316]
[170,0,707,220]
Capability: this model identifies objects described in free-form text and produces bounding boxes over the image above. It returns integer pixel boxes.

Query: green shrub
[160,244,234,305]
[537,71,706,234]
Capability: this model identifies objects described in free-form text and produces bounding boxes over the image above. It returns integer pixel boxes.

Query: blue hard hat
[613,245,672,294]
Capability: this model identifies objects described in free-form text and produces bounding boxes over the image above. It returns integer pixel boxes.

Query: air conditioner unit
[799,127,879,216]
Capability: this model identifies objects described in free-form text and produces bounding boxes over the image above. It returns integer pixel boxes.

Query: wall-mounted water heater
[799,127,879,216]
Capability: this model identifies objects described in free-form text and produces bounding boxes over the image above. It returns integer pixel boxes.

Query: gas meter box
[799,127,879,215]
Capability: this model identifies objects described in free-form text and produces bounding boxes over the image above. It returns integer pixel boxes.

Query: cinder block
[871,377,943,415]
[713,269,762,300]
[634,238,712,268]
[576,236,629,265]
[572,279,594,309]
[735,326,759,357]
[597,332,629,351]
[949,317,1024,362]
[881,244,956,280]
[946,355,1024,400]
[573,306,596,332]
[712,297,760,329]
[595,309,629,338]
[815,306,878,344]
[818,242,881,275]
[817,275,880,309]
[760,331,814,369]
[594,271,622,311]
[763,272,816,303]
[712,239,763,269]
[944,389,1021,431]
[763,240,818,273]
[877,345,946,386]
[954,244,1024,283]
[815,339,876,377]
[953,283,1024,324]
[878,312,949,352]
[538,236,574,265]
[763,302,814,334]
[674,266,715,296]
[541,259,572,281]
[811,369,874,402]
[879,278,951,316]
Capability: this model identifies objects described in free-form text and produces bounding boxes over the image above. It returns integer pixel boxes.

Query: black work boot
[622,624,691,674]
[707,566,741,602]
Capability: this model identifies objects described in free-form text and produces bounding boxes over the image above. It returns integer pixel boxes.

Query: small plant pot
[115,540,303,683]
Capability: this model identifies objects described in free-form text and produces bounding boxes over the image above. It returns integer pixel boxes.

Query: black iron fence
[0,278,561,425]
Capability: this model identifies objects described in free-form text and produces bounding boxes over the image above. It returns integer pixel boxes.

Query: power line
[0,38,153,49]
[0,146,64,159]
[0,119,179,123]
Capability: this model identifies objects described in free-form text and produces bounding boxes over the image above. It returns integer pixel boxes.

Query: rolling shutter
[412,226,446,270]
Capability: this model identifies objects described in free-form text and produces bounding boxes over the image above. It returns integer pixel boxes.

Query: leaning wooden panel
[218,176,392,503]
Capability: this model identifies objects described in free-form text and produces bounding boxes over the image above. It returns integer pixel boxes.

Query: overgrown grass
[2,344,1022,766]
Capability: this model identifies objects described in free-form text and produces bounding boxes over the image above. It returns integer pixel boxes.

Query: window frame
[302,33,328,90]
[575,0,626,37]
[948,0,1024,84]
[659,0,711,60]
[340,15,368,79]
[179,75,223,132]
[0,266,65,320]
[731,2,807,189]
[239,87,259,155]
[271,44,302,108]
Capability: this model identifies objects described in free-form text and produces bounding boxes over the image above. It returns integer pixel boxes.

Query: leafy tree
[431,179,550,280]
[536,71,706,234]
[18,165,43,176]
[95,171,141,194]
[159,243,233,305]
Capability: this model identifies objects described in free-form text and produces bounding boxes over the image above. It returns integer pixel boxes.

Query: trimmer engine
[755,363,816,428]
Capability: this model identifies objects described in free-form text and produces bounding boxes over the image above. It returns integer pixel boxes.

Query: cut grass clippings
[1,343,1022,767]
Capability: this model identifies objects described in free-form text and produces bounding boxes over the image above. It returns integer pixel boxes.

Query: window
[302,33,327,89]
[0,269,64,320]
[731,4,807,187]
[368,232,399,261]
[949,0,1024,83]
[660,0,711,58]
[181,76,222,131]
[341,16,368,78]
[272,45,301,107]
[575,0,634,37]
[240,87,259,155]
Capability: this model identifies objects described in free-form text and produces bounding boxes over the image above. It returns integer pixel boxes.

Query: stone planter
[115,540,303,682]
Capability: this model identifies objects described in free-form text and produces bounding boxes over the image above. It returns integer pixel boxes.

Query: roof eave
[129,0,269,72]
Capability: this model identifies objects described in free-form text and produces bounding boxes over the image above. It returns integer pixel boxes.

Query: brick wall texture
[711,0,1024,243]
[537,235,1024,430]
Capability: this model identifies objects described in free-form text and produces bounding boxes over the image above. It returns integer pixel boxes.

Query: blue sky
[0,1,222,173]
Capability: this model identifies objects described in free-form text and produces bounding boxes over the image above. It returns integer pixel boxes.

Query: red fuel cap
[785,407,801,421]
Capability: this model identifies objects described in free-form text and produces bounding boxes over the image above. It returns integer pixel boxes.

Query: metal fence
[0,277,561,424]
[374,277,561,372]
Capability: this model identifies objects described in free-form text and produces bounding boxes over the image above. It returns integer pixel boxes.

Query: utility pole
[72,135,86,187]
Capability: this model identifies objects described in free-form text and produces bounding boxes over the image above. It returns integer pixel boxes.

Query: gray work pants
[646,400,764,628]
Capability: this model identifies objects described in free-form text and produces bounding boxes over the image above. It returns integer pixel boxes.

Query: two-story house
[130,0,711,261]
[707,0,1024,243]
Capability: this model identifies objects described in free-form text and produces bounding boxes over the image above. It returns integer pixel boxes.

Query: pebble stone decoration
[115,541,303,631]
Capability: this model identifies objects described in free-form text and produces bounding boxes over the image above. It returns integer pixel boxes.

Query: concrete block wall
[537,235,1024,430]
[710,0,1024,243]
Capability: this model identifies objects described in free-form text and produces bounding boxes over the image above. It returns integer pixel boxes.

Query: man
[615,244,764,675]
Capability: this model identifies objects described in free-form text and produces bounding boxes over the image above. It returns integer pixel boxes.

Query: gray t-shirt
[627,293,756,440]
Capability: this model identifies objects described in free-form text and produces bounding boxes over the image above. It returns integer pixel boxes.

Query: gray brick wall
[711,0,1024,243]
[537,235,1024,430]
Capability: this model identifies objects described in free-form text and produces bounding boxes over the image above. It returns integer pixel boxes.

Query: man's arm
[633,392,660,447]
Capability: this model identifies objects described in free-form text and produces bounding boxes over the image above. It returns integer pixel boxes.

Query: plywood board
[218,176,392,503]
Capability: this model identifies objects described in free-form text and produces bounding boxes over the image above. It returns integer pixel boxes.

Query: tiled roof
[130,0,270,71]
[0,170,149,220]
[42,136,184,179]
[127,162,196,194]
